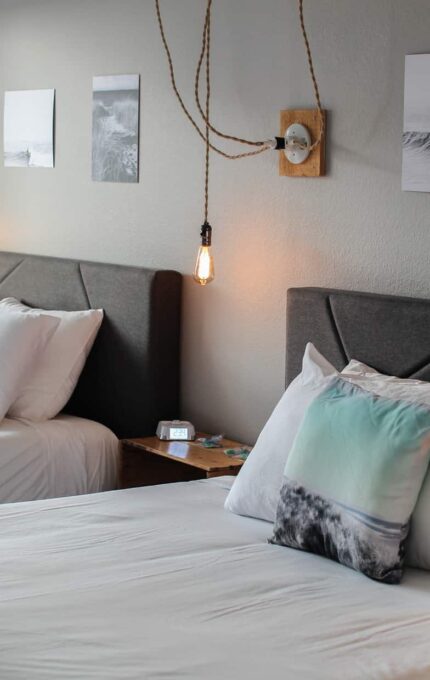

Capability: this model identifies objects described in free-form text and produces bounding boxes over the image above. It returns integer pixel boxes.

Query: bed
[2,286,430,679]
[0,251,181,502]
[0,415,118,503]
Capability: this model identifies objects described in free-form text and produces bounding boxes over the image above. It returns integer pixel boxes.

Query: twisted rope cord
[155,0,324,157]
[195,0,324,151]
[195,0,266,148]
[154,0,270,161]
[298,0,324,150]
[204,8,210,222]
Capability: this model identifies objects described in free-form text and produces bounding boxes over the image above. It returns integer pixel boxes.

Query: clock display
[169,427,188,440]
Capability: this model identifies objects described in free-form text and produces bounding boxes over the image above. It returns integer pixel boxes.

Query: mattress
[0,414,118,503]
[1,477,430,679]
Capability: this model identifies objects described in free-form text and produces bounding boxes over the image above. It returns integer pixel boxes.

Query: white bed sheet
[0,414,118,503]
[1,477,430,679]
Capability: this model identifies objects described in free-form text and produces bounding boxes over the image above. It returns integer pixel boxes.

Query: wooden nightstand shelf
[120,434,247,488]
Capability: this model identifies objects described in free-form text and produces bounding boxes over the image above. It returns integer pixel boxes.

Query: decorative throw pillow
[224,343,337,522]
[0,303,60,423]
[341,359,430,572]
[270,377,430,584]
[3,298,103,422]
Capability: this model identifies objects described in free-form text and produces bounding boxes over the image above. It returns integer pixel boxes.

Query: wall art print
[92,74,140,183]
[4,89,55,168]
[402,54,430,192]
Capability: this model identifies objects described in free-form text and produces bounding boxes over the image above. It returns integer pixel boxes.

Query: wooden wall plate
[279,108,326,177]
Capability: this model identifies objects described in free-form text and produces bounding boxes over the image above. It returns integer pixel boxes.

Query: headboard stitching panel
[286,287,430,386]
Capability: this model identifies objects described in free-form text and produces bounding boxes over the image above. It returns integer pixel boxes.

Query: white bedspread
[0,414,118,503]
[1,477,430,679]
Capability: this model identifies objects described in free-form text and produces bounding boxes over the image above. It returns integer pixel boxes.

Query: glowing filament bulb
[193,222,214,286]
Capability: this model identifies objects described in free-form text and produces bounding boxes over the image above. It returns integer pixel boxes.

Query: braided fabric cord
[298,0,325,150]
[155,0,324,155]
[154,0,269,160]
[204,10,210,221]
[195,0,266,148]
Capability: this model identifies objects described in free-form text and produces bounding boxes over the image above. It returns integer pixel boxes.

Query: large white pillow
[0,302,60,423]
[3,298,103,422]
[224,343,337,522]
[341,359,430,571]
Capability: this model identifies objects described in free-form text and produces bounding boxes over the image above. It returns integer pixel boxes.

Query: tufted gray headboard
[0,251,181,439]
[286,287,430,386]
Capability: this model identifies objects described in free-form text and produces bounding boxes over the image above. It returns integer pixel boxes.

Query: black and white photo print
[402,54,430,192]
[92,74,140,183]
[4,89,55,168]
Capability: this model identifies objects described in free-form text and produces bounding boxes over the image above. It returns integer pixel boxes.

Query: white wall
[0,0,429,443]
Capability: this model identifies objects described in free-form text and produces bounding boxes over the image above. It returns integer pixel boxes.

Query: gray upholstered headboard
[286,287,430,386]
[0,251,182,439]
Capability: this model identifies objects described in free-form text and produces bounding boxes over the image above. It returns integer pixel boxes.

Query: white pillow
[0,303,60,423]
[342,359,430,404]
[3,298,103,422]
[341,359,430,571]
[224,343,337,522]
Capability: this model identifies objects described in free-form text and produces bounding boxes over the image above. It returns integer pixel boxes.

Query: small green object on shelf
[224,447,251,461]
[197,434,224,448]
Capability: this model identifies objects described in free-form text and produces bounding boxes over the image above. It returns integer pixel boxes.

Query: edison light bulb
[193,222,214,286]
[194,245,214,285]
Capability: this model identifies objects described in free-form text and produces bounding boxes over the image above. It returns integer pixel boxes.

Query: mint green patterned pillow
[270,378,430,583]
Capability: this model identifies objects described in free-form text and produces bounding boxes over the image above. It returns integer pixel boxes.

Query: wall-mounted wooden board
[279,109,326,177]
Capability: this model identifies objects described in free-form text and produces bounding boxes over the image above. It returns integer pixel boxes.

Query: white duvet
[1,477,430,679]
[0,414,118,503]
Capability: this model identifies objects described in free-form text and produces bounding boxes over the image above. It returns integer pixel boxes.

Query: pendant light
[194,223,214,286]
[193,8,214,286]
[155,0,324,286]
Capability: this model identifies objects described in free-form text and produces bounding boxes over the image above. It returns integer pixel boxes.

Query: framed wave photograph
[92,74,140,183]
[402,54,430,192]
[4,89,55,168]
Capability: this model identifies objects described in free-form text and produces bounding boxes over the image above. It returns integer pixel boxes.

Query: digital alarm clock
[156,420,196,441]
